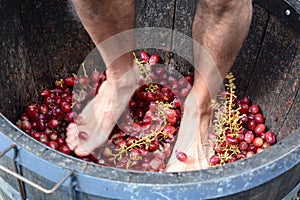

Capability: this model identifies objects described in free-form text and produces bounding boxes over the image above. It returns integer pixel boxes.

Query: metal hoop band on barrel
[0,144,73,198]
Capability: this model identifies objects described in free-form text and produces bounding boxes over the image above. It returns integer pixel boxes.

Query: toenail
[78,131,88,140]
[66,143,74,150]
[76,148,88,155]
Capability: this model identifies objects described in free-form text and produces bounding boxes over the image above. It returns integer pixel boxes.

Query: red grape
[63,76,76,86]
[249,104,259,114]
[135,109,145,121]
[90,71,100,83]
[254,124,266,135]
[21,120,32,131]
[254,113,265,124]
[40,88,51,97]
[225,136,238,145]
[185,75,194,85]
[128,99,138,109]
[262,142,271,149]
[53,107,63,117]
[163,125,176,135]
[253,137,263,148]
[48,141,59,150]
[49,132,58,141]
[246,151,254,158]
[265,131,276,145]
[247,120,256,131]
[145,92,155,102]
[139,51,149,62]
[142,117,152,125]
[238,141,248,151]
[38,104,48,115]
[65,112,75,122]
[26,104,38,119]
[59,145,71,155]
[237,133,245,142]
[256,148,264,154]
[54,96,62,106]
[148,142,159,152]
[44,96,53,106]
[176,151,188,162]
[78,76,89,85]
[20,113,29,121]
[39,132,48,143]
[244,131,254,144]
[139,148,149,157]
[61,103,71,113]
[149,54,159,65]
[180,88,189,98]
[178,77,187,88]
[57,137,65,146]
[240,103,249,114]
[173,97,181,108]
[32,131,41,141]
[48,119,59,129]
[209,155,221,165]
[130,149,140,160]
[240,97,251,105]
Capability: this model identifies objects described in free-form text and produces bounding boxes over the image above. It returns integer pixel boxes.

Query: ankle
[106,66,139,89]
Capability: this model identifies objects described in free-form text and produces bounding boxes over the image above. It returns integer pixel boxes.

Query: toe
[65,136,78,150]
[66,123,77,137]
[74,146,91,157]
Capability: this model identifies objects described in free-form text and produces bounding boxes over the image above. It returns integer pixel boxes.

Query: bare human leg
[166,0,252,171]
[66,0,136,157]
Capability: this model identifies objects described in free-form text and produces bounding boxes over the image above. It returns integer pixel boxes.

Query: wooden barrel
[0,0,299,199]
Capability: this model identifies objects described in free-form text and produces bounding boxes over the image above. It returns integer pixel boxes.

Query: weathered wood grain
[135,0,176,65]
[0,0,93,122]
[170,0,196,76]
[231,4,269,97]
[245,14,299,138]
[278,45,300,140]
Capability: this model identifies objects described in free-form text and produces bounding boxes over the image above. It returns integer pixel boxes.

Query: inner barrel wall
[0,0,299,200]
[0,0,94,122]
[0,0,299,141]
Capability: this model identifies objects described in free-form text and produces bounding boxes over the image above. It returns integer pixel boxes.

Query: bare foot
[66,66,139,157]
[166,0,252,172]
[166,89,214,172]
[67,0,136,157]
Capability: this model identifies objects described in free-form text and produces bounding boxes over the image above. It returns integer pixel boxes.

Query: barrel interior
[1,1,299,140]
[0,0,299,199]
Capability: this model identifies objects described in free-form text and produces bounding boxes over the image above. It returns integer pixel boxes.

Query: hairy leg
[166,0,252,172]
[66,0,136,156]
